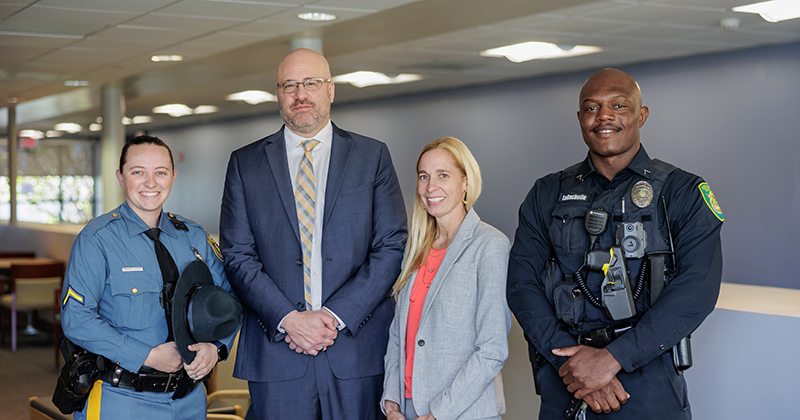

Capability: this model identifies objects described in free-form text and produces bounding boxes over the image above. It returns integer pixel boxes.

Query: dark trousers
[537,352,691,419]
[248,351,383,420]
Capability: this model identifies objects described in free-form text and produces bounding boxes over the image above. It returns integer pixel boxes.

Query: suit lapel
[322,124,353,230]
[418,209,479,326]
[264,129,301,244]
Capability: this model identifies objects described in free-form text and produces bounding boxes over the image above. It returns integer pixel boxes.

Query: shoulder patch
[63,287,85,307]
[206,231,223,261]
[698,182,723,221]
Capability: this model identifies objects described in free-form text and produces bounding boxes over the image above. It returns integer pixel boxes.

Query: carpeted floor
[0,336,61,420]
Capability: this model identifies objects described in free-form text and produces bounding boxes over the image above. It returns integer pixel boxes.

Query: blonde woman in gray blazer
[382,137,512,420]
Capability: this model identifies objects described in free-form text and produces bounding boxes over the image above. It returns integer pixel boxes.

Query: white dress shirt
[281,122,345,329]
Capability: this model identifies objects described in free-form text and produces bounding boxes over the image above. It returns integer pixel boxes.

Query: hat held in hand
[172,260,242,364]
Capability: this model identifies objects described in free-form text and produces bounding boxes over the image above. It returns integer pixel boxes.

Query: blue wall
[159,41,800,290]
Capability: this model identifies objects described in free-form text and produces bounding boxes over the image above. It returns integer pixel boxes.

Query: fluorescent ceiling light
[122,117,132,125]
[332,71,423,88]
[297,12,337,22]
[193,105,219,115]
[19,129,44,139]
[733,0,800,22]
[54,123,81,133]
[64,80,89,87]
[480,41,603,63]
[153,104,194,117]
[132,116,152,124]
[46,130,63,138]
[226,90,277,105]
[151,55,184,62]
[89,124,102,132]
[153,104,218,117]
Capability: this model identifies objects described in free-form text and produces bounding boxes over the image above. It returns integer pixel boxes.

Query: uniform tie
[145,227,179,340]
[295,140,320,311]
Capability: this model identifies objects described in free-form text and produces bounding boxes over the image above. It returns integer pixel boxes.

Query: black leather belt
[98,366,183,393]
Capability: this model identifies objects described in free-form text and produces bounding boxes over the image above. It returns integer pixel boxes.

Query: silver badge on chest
[631,180,654,208]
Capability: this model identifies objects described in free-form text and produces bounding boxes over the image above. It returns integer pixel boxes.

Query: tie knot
[303,140,320,152]
[144,227,161,242]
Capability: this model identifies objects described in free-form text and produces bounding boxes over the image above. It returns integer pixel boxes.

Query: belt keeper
[164,373,175,393]
[111,366,123,388]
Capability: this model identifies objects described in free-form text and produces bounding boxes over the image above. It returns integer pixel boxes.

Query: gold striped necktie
[295,140,320,310]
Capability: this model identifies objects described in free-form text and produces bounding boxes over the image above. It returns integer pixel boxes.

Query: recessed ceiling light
[153,104,194,117]
[193,105,219,115]
[297,12,338,22]
[332,71,423,88]
[225,90,277,105]
[151,55,184,62]
[54,123,82,133]
[64,80,89,87]
[733,0,800,22]
[89,123,102,132]
[480,41,603,63]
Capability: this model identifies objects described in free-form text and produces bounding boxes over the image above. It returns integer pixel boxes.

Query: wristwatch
[216,344,228,363]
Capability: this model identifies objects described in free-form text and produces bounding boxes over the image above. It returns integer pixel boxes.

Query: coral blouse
[404,247,447,398]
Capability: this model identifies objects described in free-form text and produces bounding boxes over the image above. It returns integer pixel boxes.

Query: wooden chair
[207,332,250,420]
[0,261,65,351]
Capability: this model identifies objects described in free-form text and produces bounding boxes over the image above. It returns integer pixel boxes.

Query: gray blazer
[382,209,512,420]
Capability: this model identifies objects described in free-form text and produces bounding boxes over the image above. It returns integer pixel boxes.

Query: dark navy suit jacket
[220,123,407,383]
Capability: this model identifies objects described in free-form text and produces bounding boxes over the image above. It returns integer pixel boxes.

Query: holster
[525,335,546,396]
[52,337,103,414]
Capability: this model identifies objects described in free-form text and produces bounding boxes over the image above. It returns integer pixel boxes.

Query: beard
[280,101,330,136]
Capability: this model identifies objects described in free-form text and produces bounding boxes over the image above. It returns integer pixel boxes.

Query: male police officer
[507,68,723,419]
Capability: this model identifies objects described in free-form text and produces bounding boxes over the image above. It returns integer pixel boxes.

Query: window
[0,138,96,224]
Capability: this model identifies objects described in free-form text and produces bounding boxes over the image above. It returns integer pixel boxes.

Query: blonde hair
[392,137,482,297]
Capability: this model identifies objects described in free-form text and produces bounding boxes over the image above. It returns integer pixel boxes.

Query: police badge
[631,181,654,208]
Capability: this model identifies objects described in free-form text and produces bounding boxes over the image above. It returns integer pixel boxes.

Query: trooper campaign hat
[172,260,242,364]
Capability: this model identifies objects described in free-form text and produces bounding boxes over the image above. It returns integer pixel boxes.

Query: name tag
[122,267,144,272]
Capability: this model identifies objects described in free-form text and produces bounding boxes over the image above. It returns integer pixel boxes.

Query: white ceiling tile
[157,0,296,20]
[186,30,276,46]
[88,26,195,44]
[226,20,311,38]
[34,0,176,13]
[17,4,138,26]
[127,13,246,34]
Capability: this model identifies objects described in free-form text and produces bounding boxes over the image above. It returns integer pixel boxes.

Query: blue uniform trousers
[74,379,206,420]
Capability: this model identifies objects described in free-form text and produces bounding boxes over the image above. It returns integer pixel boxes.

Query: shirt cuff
[323,306,346,330]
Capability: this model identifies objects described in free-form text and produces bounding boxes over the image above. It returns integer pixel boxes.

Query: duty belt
[98,366,186,393]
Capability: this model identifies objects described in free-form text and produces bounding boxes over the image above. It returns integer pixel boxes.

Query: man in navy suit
[220,48,408,420]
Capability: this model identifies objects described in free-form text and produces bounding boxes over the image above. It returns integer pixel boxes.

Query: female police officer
[61,135,238,419]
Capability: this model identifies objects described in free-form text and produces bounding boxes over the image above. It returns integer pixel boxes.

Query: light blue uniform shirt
[61,201,237,373]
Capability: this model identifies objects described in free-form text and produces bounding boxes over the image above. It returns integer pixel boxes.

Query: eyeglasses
[276,78,331,93]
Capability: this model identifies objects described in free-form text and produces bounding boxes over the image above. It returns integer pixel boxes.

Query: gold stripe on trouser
[295,139,319,310]
[86,379,103,420]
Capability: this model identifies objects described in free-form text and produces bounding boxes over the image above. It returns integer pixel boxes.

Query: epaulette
[81,210,123,235]
[167,212,188,231]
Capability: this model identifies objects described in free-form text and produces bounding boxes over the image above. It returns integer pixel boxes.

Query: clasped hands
[552,345,630,414]
[282,309,339,356]
[144,341,218,380]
